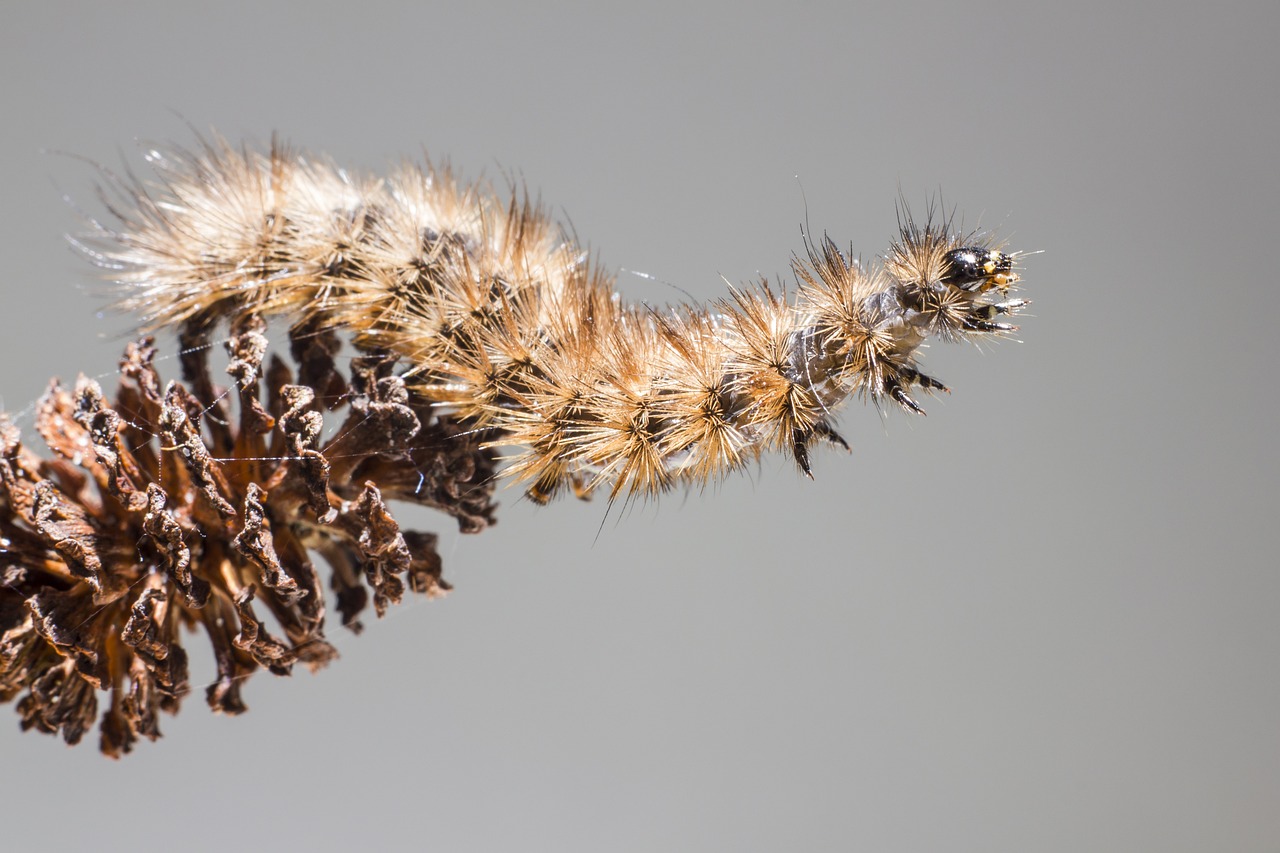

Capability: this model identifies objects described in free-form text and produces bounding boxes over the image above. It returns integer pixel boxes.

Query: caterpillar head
[940,247,1018,294]
[882,205,1028,341]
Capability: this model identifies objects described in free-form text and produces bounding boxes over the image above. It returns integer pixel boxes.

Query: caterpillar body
[87,137,1028,503]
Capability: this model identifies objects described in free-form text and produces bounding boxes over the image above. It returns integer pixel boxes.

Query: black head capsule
[941,247,1016,292]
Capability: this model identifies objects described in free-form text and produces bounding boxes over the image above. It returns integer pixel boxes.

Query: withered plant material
[0,318,496,757]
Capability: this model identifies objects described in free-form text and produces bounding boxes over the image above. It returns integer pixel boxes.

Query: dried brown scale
[140,483,207,607]
[158,383,239,519]
[75,386,148,513]
[352,483,413,617]
[0,324,497,756]
[232,482,303,603]
[233,586,298,674]
[120,587,174,668]
[276,383,337,523]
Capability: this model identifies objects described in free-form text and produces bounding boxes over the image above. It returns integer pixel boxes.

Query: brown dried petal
[74,380,148,512]
[158,383,238,518]
[118,338,164,409]
[403,530,449,598]
[32,481,107,597]
[120,587,172,665]
[0,600,34,670]
[34,380,91,468]
[351,482,414,617]
[238,386,276,439]
[307,532,368,634]
[117,582,192,706]
[226,314,269,389]
[32,602,110,697]
[141,484,209,608]
[324,357,421,485]
[233,586,297,675]
[18,660,98,745]
[278,384,337,523]
[201,599,254,716]
[232,483,302,603]
[261,523,330,657]
[122,655,167,738]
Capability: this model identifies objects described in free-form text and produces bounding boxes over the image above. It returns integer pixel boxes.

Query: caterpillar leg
[888,382,926,415]
[569,472,593,501]
[965,297,1029,333]
[792,421,850,478]
[525,468,594,504]
[961,316,1018,334]
[900,366,949,394]
[883,366,949,416]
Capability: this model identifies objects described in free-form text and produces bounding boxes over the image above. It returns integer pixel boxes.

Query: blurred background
[2,2,1277,850]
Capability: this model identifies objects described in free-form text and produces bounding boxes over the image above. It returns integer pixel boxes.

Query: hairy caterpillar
[86,136,1028,503]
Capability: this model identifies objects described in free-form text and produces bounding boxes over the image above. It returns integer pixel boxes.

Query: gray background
[2,2,1277,850]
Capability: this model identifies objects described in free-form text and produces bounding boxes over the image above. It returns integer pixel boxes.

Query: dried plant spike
[0,331,496,756]
[85,135,1029,505]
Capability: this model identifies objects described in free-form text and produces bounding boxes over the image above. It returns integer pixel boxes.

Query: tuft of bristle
[83,135,1030,504]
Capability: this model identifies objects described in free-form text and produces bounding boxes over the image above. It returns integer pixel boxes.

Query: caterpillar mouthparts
[85,136,1030,504]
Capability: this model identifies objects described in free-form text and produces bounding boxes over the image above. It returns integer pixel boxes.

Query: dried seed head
[0,321,496,757]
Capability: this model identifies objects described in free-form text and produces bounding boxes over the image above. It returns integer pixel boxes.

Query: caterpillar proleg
[88,136,1028,502]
